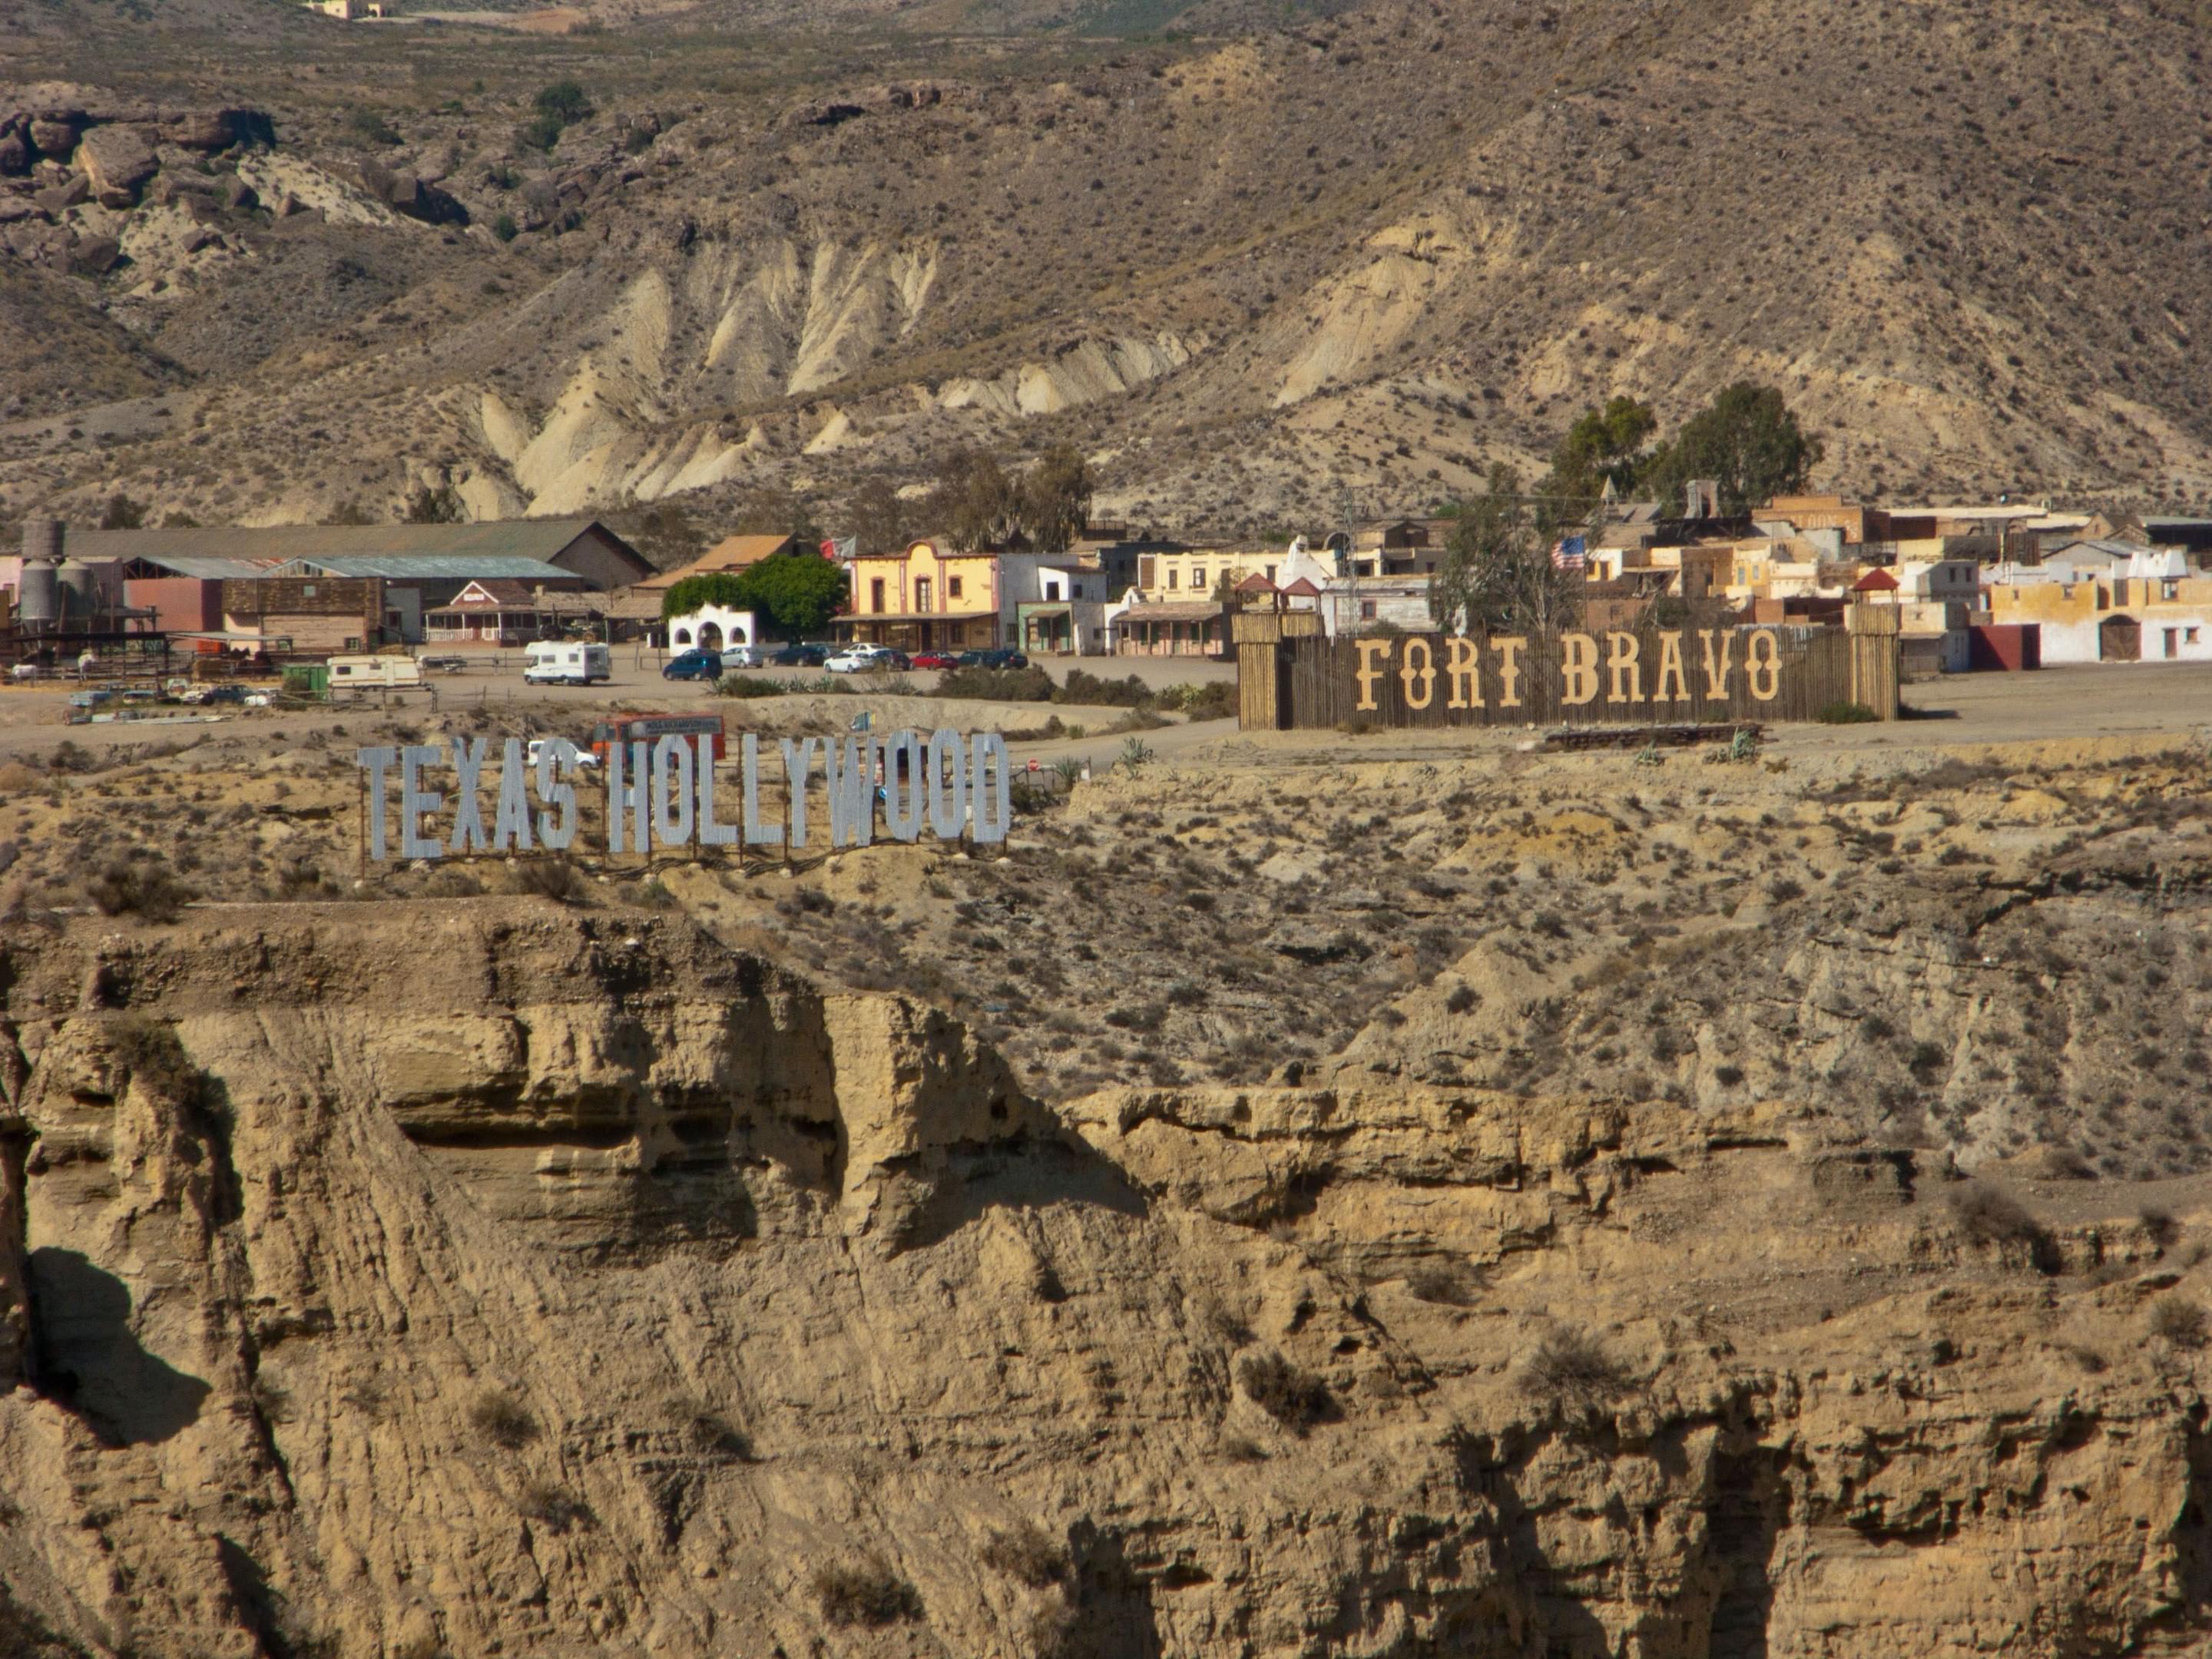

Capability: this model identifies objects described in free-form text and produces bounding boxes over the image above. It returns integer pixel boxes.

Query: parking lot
[0,647,1239,761]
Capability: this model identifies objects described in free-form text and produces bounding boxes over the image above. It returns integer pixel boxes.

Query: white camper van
[523,642,612,686]
[328,655,426,691]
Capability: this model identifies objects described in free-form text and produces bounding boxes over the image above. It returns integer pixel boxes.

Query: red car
[911,651,961,670]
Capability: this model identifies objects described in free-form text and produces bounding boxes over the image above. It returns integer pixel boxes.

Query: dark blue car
[662,649,724,681]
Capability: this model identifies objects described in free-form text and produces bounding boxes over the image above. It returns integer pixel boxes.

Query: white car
[720,644,767,670]
[823,647,888,674]
[525,738,601,770]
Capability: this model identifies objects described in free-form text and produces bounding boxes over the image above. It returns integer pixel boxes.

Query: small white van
[524,642,611,686]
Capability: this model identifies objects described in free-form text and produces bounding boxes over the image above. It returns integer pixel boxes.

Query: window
[1265,565,1277,582]
[947,576,963,601]
[1167,569,1179,590]
[2164,580,2181,601]
[1192,569,1207,591]
[1360,600,1377,621]
[674,628,691,645]
[870,577,886,612]
[1045,581,1061,601]
[916,576,932,611]
[2061,584,2075,599]
[2190,628,2202,645]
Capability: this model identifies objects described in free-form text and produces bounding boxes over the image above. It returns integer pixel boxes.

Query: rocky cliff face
[0,899,2206,1658]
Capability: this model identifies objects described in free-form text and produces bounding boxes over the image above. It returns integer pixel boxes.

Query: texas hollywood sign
[351,729,1015,861]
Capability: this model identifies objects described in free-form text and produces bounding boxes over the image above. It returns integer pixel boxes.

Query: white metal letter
[652,733,694,847]
[492,738,533,853]
[926,728,965,840]
[696,733,737,847]
[357,746,396,861]
[742,733,782,846]
[399,745,443,860]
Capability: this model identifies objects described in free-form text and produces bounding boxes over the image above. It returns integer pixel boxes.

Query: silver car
[720,644,767,670]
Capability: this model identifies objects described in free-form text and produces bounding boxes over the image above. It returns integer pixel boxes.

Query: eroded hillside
[1,720,2211,1655]
[6,0,2212,535]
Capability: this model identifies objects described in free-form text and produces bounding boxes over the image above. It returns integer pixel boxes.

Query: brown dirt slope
[4,0,2212,535]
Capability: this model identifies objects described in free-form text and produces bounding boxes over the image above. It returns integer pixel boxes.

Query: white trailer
[524,642,611,685]
[328,655,426,691]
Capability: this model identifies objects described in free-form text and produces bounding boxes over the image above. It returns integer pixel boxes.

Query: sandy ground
[0,658,2203,773]
[0,651,1240,760]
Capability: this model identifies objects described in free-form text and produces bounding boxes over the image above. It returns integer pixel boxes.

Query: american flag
[1552,535,1588,572]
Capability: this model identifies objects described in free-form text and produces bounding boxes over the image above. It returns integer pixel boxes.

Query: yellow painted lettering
[1654,631,1689,701]
[1700,629,1737,698]
[1561,632,1601,707]
[1445,635,1481,709]
[1494,636,1526,708]
[1354,637,1392,712]
[1746,628,1783,701]
[1604,632,1643,704]
[1399,637,1435,710]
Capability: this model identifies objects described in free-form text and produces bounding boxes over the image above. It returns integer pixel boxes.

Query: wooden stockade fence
[1234,605,1901,732]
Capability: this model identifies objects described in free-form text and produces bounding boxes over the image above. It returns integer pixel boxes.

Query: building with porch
[1103,596,1230,656]
[422,580,601,646]
[836,539,1005,651]
[1015,562,1108,654]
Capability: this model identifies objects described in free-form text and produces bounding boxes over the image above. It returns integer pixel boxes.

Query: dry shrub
[85,857,191,922]
[0,762,35,792]
[512,857,584,902]
[1236,1351,1333,1432]
[979,1521,1068,1588]
[108,1016,203,1103]
[1949,1181,2060,1272]
[1217,1434,1267,1462]
[665,1396,752,1458]
[468,1389,538,1449]
[1405,1267,1484,1307]
[811,1557,922,1627]
[2150,1296,2211,1350]
[2140,1207,2181,1249]
[515,1480,593,1534]
[1519,1327,1634,1409]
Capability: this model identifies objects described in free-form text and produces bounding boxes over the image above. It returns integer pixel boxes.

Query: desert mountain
[4,0,2211,538]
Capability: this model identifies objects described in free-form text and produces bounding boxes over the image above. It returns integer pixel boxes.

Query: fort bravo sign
[1232,611,1902,731]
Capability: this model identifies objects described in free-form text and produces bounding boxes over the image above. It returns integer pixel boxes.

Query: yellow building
[1987,565,2212,664]
[1132,546,1281,603]
[837,539,1003,651]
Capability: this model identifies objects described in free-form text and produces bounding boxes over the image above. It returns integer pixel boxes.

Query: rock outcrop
[0,898,2205,1659]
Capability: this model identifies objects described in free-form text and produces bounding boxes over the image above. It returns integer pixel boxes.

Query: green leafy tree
[662,557,847,637]
[98,492,147,530]
[839,478,907,556]
[1540,396,1657,507]
[404,483,465,524]
[1641,383,1823,515]
[1429,465,1581,637]
[517,113,565,154]
[1022,444,1093,555]
[660,571,750,619]
[534,81,593,124]
[928,448,1019,552]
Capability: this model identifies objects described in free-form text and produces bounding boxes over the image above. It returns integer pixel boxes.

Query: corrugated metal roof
[57,519,621,566]
[264,555,578,581]
[127,555,275,580]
